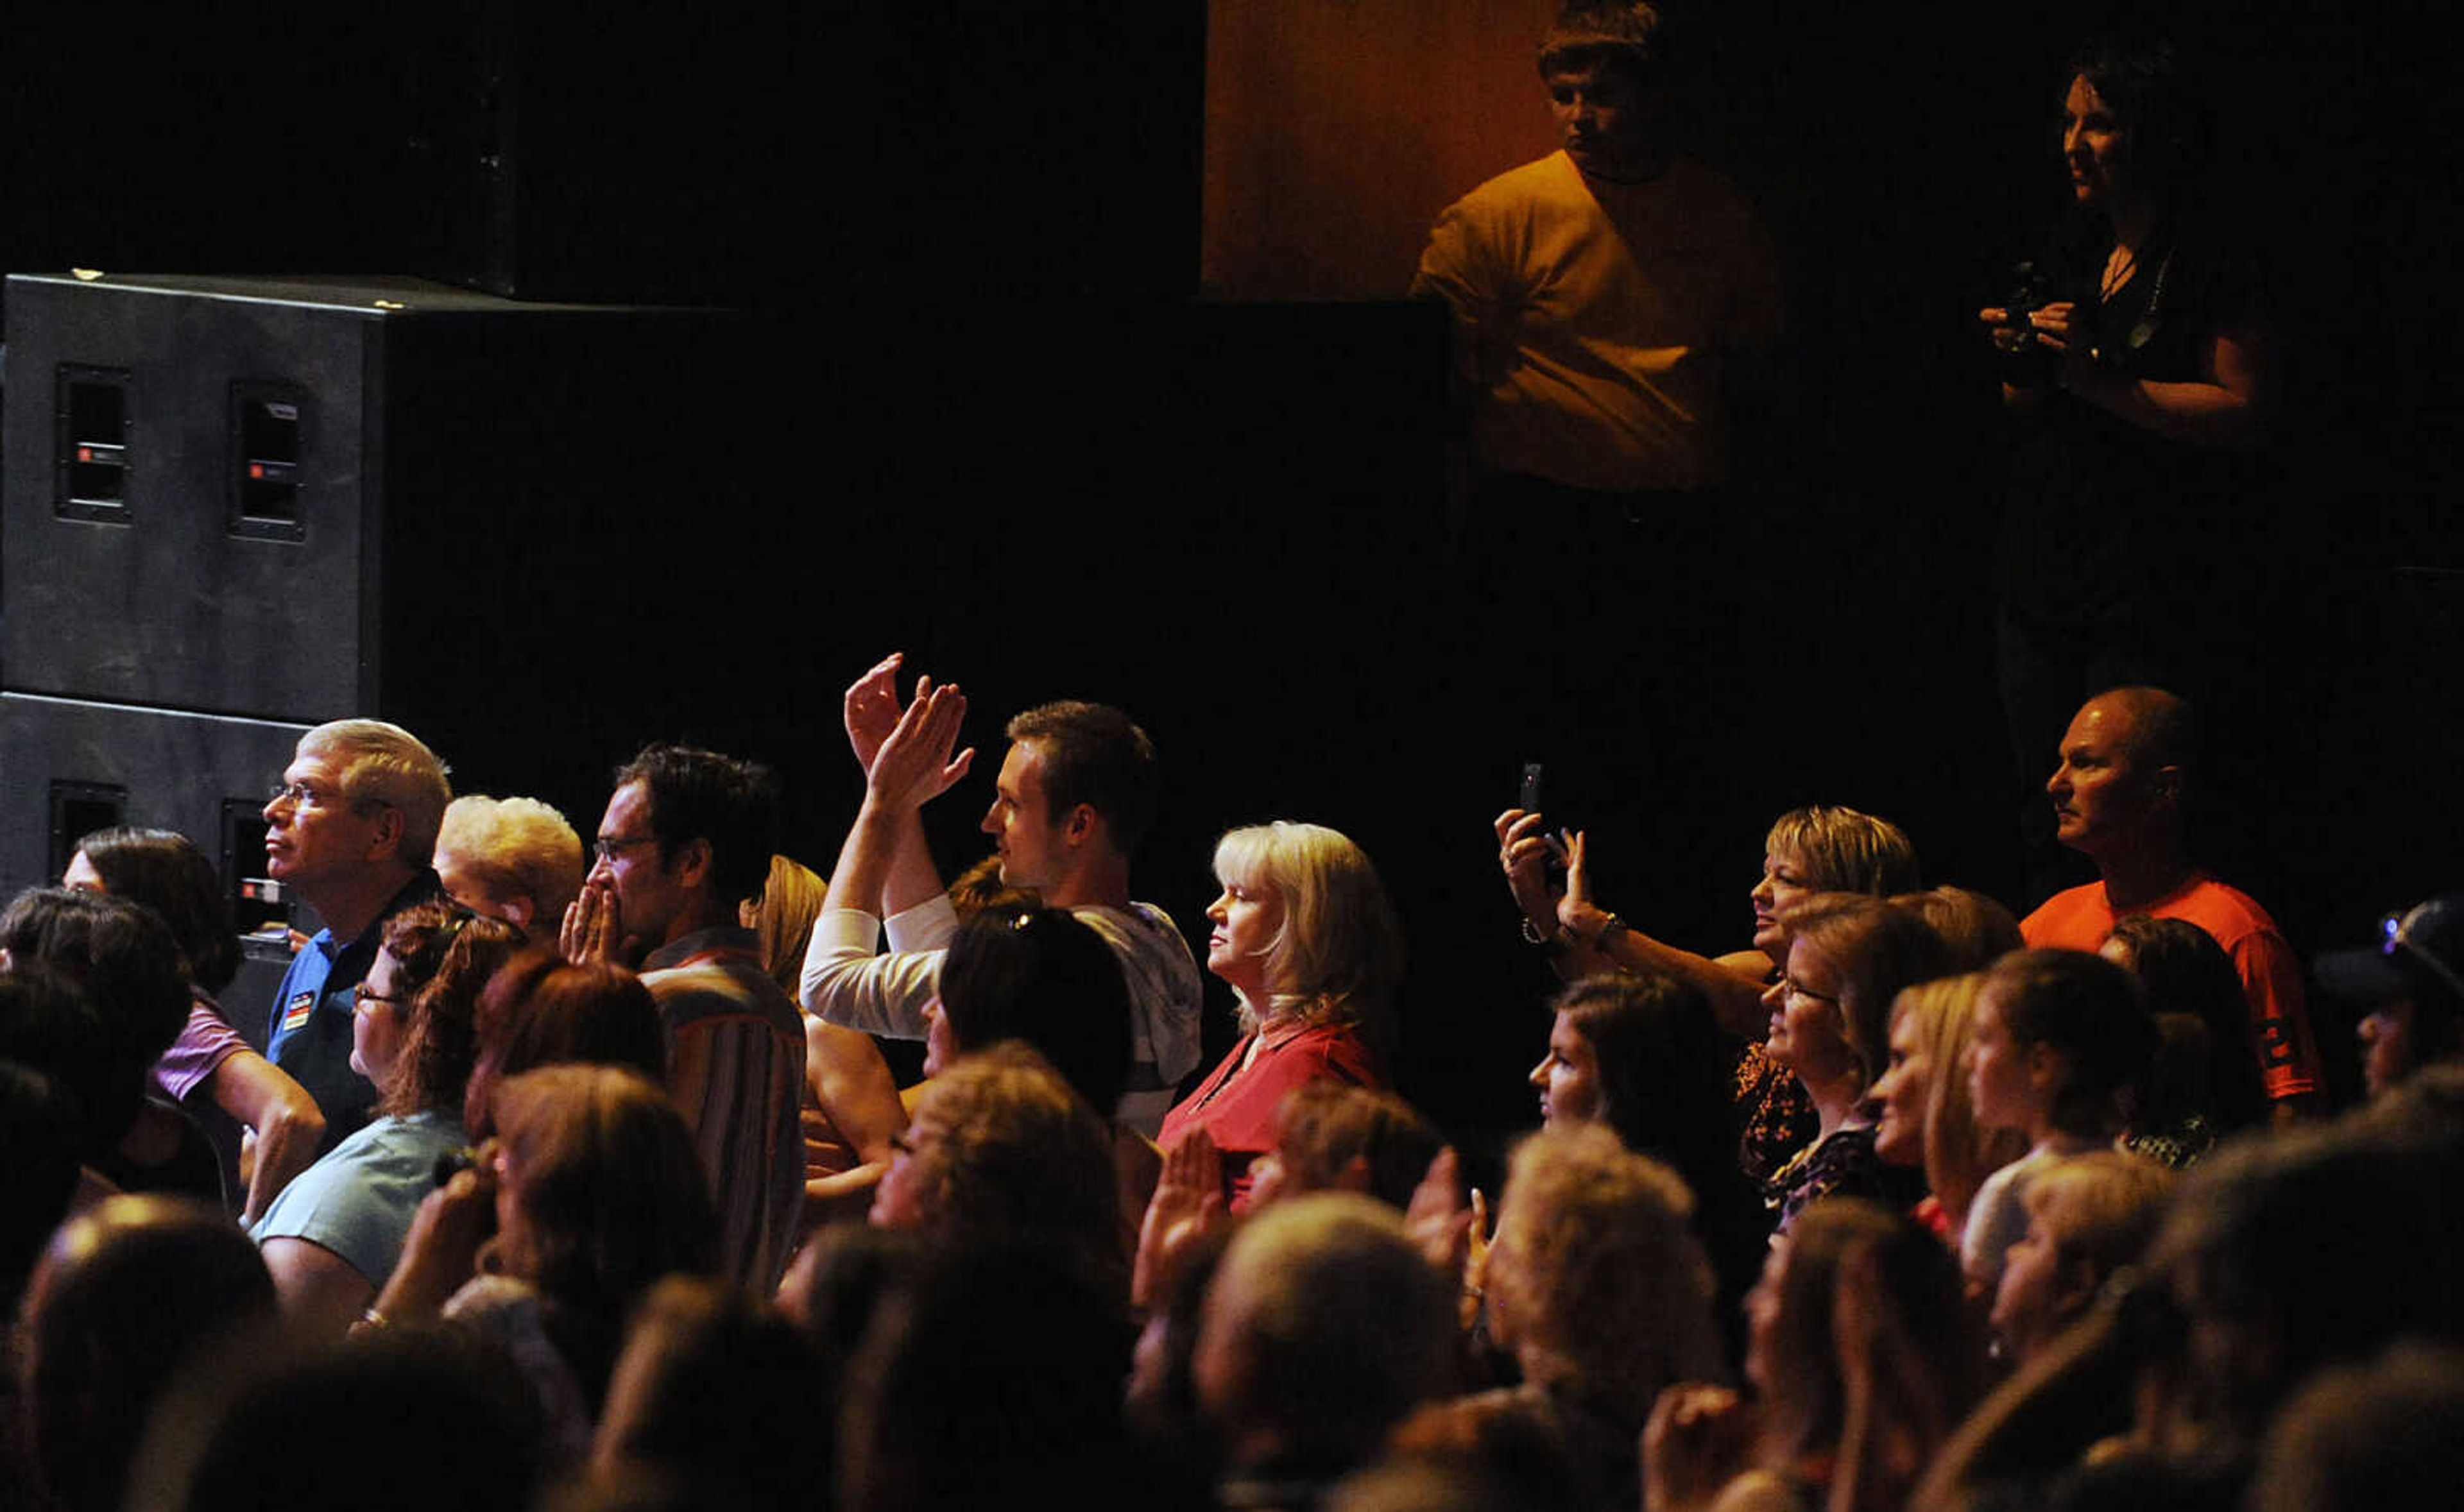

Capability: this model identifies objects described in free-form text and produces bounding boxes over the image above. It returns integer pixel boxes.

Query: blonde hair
[1485,1124,1721,1418]
[1889,974,2026,1225]
[437,795,585,924]
[1765,806,1920,896]
[2024,1150,2173,1278]
[300,719,452,865]
[740,854,827,992]
[1213,822,1403,1043]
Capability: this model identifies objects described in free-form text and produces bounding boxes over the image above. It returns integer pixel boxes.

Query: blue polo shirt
[264,872,442,1155]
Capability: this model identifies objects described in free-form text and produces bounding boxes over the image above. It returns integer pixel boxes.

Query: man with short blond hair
[261,718,450,1150]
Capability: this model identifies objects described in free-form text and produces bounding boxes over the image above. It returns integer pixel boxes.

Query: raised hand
[844,652,907,772]
[1134,1125,1228,1309]
[866,678,976,810]
[1643,1382,1756,1512]
[1494,808,1566,937]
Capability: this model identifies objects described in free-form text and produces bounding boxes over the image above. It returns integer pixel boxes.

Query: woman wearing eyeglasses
[250,901,523,1338]
[1756,896,1949,1239]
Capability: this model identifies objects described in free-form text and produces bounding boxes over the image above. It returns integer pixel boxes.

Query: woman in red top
[1156,822,1402,1212]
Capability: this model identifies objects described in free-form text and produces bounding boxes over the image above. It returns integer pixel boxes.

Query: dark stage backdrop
[2,2,2458,1140]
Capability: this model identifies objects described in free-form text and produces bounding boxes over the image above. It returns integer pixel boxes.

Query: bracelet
[1589,913,1628,950]
[1521,916,1567,953]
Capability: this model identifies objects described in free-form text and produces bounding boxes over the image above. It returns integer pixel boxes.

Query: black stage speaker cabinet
[1,270,762,932]
[1,271,749,730]
[0,691,307,962]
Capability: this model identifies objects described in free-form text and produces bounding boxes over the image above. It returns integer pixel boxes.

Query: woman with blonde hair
[1867,974,2028,1245]
[1157,821,1403,1211]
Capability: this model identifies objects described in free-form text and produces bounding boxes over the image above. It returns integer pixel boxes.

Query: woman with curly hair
[250,901,522,1337]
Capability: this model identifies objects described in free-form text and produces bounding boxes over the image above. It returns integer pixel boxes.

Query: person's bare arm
[1555,830,1773,1037]
[209,1049,327,1225]
[259,1237,374,1339]
[801,1018,903,1218]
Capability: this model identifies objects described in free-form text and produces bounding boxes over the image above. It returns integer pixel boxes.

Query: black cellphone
[1519,761,1543,814]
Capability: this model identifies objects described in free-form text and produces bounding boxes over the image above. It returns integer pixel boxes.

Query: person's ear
[672,837,714,890]
[2151,763,2183,806]
[364,805,407,863]
[1061,803,1099,847]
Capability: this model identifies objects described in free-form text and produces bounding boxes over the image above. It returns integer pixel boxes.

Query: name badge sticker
[281,991,318,1035]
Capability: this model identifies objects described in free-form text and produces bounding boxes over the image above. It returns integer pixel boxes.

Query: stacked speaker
[0,271,744,1033]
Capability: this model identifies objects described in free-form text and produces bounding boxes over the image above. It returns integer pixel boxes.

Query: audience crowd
[5,10,2458,1511]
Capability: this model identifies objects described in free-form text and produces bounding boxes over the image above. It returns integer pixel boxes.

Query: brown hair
[462,950,667,1137]
[375,903,525,1119]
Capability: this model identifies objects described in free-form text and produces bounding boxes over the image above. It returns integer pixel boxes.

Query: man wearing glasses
[261,718,452,1152]
[564,742,805,1291]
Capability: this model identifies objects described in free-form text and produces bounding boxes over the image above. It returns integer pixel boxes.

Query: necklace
[2100,242,2140,301]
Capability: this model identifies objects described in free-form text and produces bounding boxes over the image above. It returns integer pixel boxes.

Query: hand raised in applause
[864,678,975,811]
[1133,1125,1228,1311]
[1644,1382,1756,1512]
[843,652,908,773]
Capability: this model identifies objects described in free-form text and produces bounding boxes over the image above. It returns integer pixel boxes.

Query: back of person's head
[2148,1115,2463,1443]
[1213,820,1405,1037]
[464,949,667,1137]
[1537,2,1668,90]
[0,960,124,1159]
[1548,970,1734,1184]
[886,1044,1119,1268]
[1,885,193,1073]
[2251,1343,2464,1512]
[375,902,526,1119]
[2028,1151,2173,1282]
[1984,949,2160,1138]
[488,1065,721,1317]
[741,853,827,992]
[1783,893,1956,1087]
[1004,701,1162,854]
[1195,1191,1455,1474]
[612,743,783,909]
[18,1194,275,1512]
[1891,886,2024,973]
[436,795,586,927]
[592,1275,828,1511]
[841,1238,1141,1512]
[299,718,454,868]
[2103,913,2269,1132]
[1754,1198,1967,1469]
[130,1330,542,1512]
[1766,806,1921,896]
[73,826,242,992]
[1486,1125,1722,1416]
[1265,1080,1444,1210]
[0,1057,83,1314]
[1888,974,2027,1220]
[939,900,1134,1116]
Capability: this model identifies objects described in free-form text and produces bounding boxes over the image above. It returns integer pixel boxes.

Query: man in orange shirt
[2020,686,2323,1118]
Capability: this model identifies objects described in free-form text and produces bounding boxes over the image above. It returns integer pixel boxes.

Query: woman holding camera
[1980,35,2272,896]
